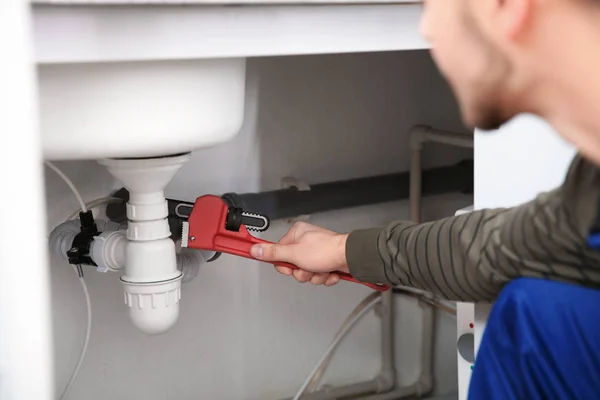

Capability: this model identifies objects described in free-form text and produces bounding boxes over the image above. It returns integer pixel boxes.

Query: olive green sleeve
[346,154,600,302]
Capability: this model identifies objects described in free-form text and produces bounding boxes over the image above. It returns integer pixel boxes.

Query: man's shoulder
[565,153,600,184]
[561,153,600,236]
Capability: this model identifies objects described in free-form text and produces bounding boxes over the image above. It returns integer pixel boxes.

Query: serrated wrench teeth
[241,212,270,232]
[181,222,190,248]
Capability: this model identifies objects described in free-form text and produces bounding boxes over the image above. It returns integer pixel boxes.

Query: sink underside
[40,58,246,160]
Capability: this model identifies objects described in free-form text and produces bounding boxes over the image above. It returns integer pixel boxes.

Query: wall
[44,51,472,400]
[471,115,576,356]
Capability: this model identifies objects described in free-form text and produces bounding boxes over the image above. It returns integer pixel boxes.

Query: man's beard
[459,7,513,132]
[452,82,510,132]
[470,102,508,132]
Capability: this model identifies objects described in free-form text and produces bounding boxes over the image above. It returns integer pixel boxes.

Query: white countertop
[32,2,427,63]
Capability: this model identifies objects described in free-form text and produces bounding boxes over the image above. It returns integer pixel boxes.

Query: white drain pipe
[98,155,189,335]
[49,219,211,284]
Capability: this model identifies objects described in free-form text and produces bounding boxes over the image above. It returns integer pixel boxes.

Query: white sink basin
[39,58,246,160]
[34,2,426,160]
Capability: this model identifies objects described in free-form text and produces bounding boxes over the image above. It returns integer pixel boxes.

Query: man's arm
[346,154,600,302]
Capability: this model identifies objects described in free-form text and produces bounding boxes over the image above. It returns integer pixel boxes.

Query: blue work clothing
[468,278,600,400]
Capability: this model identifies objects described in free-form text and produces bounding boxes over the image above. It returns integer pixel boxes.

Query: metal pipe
[305,292,382,393]
[0,2,53,400]
[106,125,472,400]
[414,125,474,149]
[320,126,469,400]
[296,379,431,400]
[416,303,435,396]
[378,290,396,392]
[227,163,472,220]
[283,380,381,400]
[344,125,461,400]
[409,128,423,226]
[358,382,423,400]
[406,126,439,399]
[286,126,467,400]
[282,294,397,400]
[107,163,474,227]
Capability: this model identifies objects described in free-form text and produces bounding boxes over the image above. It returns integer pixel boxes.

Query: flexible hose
[48,192,123,400]
[177,247,211,284]
[293,292,382,400]
[50,196,202,399]
[305,291,382,393]
[392,288,457,316]
[45,162,87,213]
[294,289,455,399]
[59,267,91,400]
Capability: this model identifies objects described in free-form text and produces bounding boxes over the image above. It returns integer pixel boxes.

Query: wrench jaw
[181,195,271,250]
[181,195,389,291]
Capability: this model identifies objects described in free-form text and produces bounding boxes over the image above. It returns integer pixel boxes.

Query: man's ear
[477,0,533,41]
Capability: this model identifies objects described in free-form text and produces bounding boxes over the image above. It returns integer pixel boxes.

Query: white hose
[45,168,124,399]
[45,186,117,400]
[49,195,203,398]
[305,291,382,392]
[292,293,382,400]
[177,247,211,284]
[45,162,87,213]
[59,267,91,400]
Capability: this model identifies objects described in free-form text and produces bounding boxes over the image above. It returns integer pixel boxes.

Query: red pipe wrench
[181,195,389,292]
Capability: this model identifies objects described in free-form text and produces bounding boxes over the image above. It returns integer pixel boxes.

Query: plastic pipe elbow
[49,220,81,261]
[375,368,396,393]
[90,230,210,282]
[49,219,124,263]
[409,125,431,151]
[90,230,127,273]
[177,247,213,284]
[416,373,433,397]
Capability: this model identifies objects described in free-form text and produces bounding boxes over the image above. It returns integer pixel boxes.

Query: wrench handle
[213,232,389,292]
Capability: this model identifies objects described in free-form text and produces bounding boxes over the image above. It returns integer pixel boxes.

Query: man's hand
[250,222,349,286]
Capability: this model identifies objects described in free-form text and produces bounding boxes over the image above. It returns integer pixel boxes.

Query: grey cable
[45,162,87,213]
[293,293,382,400]
[59,267,91,400]
[305,291,382,393]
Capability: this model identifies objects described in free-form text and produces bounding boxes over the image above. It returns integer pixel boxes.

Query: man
[250,0,600,398]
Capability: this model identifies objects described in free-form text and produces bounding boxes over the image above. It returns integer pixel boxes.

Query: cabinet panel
[465,115,575,397]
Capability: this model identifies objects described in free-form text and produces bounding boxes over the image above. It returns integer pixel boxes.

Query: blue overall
[467,218,600,399]
[468,278,600,399]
